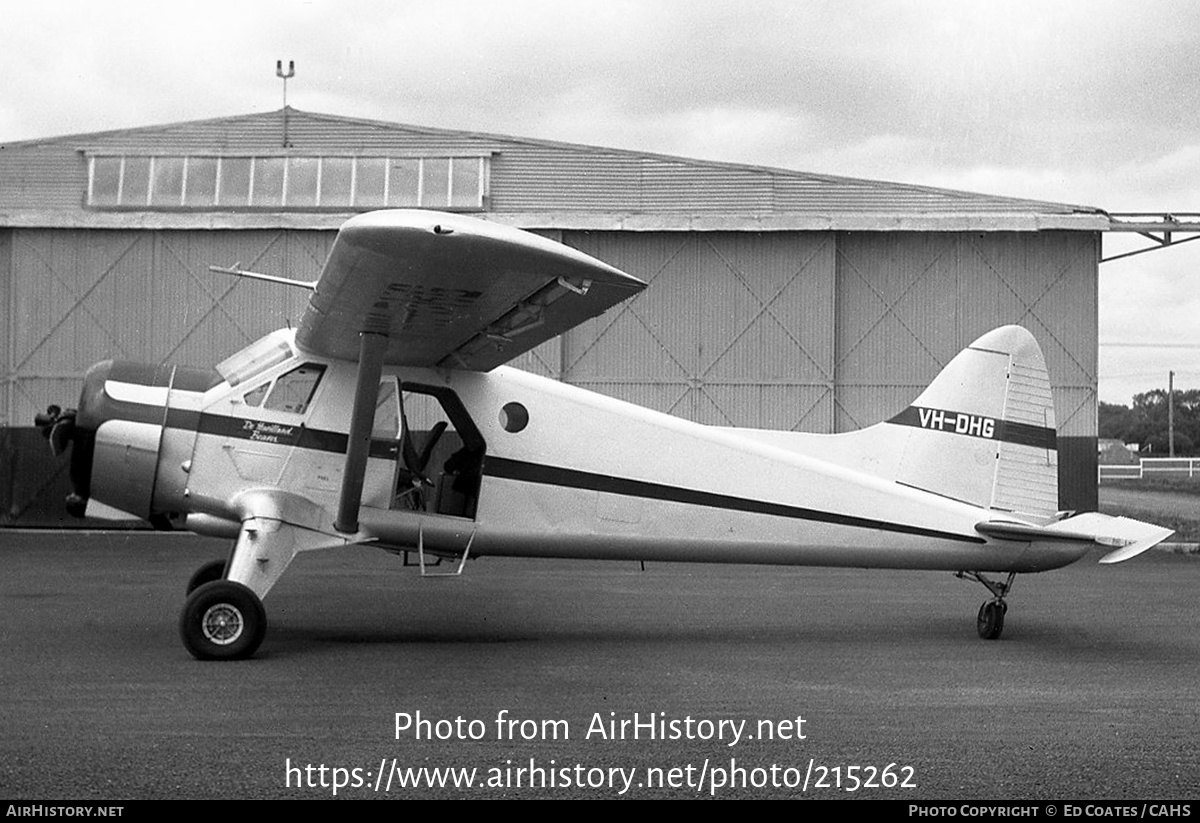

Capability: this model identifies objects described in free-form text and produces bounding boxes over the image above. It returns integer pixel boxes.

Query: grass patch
[1101,475,1200,496]
[1097,505,1200,542]
[1099,480,1200,541]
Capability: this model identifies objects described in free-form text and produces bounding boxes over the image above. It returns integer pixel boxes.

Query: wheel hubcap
[201,603,244,645]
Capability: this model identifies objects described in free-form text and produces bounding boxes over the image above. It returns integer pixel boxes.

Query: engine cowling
[38,360,218,522]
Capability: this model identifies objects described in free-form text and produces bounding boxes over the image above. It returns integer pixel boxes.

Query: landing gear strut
[956,571,1016,640]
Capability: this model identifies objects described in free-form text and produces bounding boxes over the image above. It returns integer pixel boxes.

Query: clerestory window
[86,153,489,211]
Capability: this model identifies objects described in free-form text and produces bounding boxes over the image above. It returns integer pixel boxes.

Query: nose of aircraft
[34,359,173,519]
[34,359,130,517]
[38,359,220,522]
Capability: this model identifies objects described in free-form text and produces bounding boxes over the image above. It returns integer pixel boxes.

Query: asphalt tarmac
[1,531,1197,800]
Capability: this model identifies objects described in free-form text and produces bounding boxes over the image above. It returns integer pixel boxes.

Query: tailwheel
[976,599,1007,640]
[185,559,227,595]
[179,580,266,660]
[956,571,1016,641]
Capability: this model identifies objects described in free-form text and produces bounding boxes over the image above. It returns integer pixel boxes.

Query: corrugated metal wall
[558,231,837,430]
[0,145,81,209]
[1,230,10,420]
[1,110,1105,220]
[5,228,327,426]
[494,153,778,213]
[833,231,1096,438]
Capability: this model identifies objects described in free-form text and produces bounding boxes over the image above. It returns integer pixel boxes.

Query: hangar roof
[0,108,1110,231]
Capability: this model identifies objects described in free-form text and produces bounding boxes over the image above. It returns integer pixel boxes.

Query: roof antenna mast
[276,59,295,147]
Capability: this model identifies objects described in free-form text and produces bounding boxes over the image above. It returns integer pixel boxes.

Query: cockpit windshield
[215,331,295,387]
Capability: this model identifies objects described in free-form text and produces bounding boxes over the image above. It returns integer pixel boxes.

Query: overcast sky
[3,0,1199,404]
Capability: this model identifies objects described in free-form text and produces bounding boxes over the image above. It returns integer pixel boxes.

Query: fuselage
[69,329,1090,575]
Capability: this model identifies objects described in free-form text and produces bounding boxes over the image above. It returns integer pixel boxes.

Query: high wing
[296,210,647,370]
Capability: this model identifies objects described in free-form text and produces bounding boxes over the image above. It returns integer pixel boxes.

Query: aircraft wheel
[179,580,266,660]
[976,600,1006,640]
[185,560,226,595]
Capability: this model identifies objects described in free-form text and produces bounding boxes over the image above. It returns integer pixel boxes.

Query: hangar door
[3,228,333,428]
[521,230,840,433]
[832,230,1097,440]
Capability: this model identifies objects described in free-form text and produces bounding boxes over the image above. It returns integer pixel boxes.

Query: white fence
[1099,457,1200,481]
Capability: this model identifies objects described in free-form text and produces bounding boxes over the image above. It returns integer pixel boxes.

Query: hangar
[0,108,1147,520]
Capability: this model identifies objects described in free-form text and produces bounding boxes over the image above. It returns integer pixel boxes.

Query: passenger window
[264,363,325,414]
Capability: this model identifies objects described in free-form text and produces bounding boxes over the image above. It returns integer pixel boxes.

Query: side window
[242,383,269,407]
[263,363,325,414]
[373,379,400,439]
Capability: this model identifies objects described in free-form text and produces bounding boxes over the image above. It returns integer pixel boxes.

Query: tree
[1098,401,1135,440]
[1100,387,1200,455]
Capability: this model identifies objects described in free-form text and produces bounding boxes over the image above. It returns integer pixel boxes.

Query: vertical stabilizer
[885,326,1059,520]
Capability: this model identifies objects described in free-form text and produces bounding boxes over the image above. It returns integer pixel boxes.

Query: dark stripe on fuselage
[887,406,1057,450]
[97,400,399,460]
[483,456,986,544]
[192,411,399,459]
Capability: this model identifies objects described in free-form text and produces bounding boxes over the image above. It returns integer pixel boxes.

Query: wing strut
[335,331,387,534]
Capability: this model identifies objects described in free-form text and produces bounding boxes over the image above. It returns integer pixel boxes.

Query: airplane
[34,209,1173,660]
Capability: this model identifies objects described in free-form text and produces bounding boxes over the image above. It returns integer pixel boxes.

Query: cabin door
[390,383,485,519]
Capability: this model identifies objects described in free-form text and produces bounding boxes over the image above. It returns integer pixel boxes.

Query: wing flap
[976,512,1174,563]
[296,210,646,370]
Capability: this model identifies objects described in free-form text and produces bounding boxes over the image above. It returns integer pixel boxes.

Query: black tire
[976,600,1006,640]
[179,580,267,660]
[185,560,226,595]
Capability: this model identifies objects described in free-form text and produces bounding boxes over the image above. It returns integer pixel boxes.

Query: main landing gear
[956,571,1016,640]
[179,563,266,660]
[185,559,226,595]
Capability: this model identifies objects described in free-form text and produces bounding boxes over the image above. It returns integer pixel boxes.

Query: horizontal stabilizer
[1068,513,1176,564]
[976,513,1173,563]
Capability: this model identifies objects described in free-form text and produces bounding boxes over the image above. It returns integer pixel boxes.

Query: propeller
[34,405,77,457]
